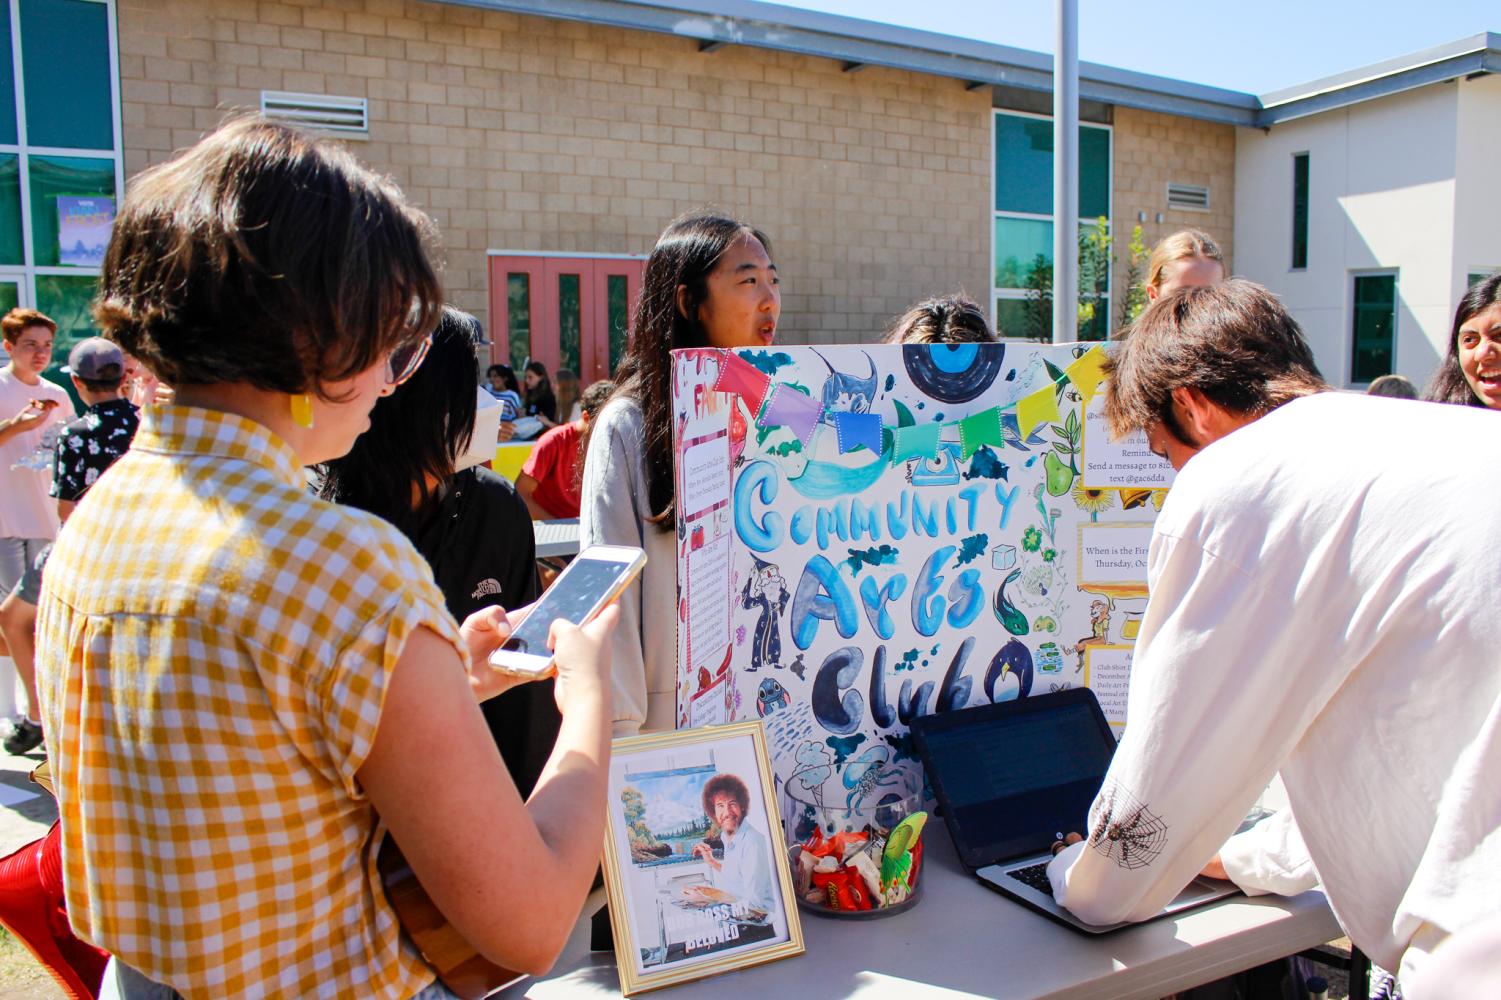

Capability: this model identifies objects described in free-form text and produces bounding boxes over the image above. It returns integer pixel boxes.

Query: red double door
[487,254,645,383]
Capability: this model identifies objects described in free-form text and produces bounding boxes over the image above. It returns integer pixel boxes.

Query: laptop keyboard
[1006,862,1054,897]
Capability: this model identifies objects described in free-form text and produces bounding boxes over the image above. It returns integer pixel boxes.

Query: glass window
[558,272,580,374]
[607,274,629,372]
[993,113,1110,218]
[1351,274,1396,384]
[506,273,530,370]
[995,297,1049,342]
[994,216,1052,289]
[0,154,21,265]
[1292,154,1309,270]
[20,0,113,150]
[0,279,16,314]
[37,272,100,407]
[0,1,15,146]
[1468,271,1494,289]
[29,155,115,267]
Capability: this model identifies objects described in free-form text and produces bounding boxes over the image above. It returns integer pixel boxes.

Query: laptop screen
[915,694,1116,866]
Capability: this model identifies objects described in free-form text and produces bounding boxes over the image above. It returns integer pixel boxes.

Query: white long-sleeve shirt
[711,821,776,913]
[579,397,678,736]
[1047,392,1501,983]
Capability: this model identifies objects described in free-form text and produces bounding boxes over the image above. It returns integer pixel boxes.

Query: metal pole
[1052,0,1078,343]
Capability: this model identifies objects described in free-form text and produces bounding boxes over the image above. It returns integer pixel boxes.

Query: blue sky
[784,1,1498,95]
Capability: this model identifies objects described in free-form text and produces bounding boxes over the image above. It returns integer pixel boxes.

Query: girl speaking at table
[580,213,780,735]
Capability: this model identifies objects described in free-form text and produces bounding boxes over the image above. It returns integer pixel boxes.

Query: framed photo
[602,720,804,995]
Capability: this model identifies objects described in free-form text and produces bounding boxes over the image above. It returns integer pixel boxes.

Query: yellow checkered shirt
[36,406,464,998]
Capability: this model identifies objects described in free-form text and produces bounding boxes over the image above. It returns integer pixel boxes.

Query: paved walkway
[0,746,54,857]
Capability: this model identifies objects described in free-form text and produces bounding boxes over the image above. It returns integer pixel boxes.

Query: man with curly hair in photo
[692,773,775,913]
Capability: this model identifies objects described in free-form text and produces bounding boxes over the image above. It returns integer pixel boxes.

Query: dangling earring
[289,393,315,429]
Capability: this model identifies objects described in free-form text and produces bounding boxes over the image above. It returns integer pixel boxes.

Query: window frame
[1348,269,1398,387]
[1291,152,1310,271]
[0,0,121,355]
[990,108,1113,342]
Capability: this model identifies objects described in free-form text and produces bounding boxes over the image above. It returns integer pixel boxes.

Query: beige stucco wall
[1111,106,1236,318]
[115,0,993,347]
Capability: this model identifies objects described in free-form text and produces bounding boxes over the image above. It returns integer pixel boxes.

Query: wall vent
[260,91,368,135]
[1166,182,1210,211]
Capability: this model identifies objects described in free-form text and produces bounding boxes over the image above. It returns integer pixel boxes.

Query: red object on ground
[0,823,109,999]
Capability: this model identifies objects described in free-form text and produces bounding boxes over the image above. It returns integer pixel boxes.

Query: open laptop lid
[910,688,1117,871]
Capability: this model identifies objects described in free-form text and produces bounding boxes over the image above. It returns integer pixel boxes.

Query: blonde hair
[1146,229,1225,293]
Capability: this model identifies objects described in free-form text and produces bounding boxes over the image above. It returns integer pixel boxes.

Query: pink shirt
[0,365,76,538]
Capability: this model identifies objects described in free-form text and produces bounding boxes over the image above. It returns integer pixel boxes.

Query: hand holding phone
[488,545,645,677]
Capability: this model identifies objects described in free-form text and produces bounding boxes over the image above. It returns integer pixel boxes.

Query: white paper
[687,535,733,672]
[1085,645,1133,729]
[680,437,731,520]
[1082,392,1176,489]
[1078,523,1155,588]
[688,675,729,728]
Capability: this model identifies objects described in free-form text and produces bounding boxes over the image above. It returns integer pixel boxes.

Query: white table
[534,519,581,560]
[498,831,1340,999]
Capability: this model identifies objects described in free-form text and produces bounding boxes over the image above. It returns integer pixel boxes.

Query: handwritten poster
[681,437,730,519]
[672,344,1163,787]
[1081,390,1175,489]
[686,535,732,674]
[1084,645,1134,730]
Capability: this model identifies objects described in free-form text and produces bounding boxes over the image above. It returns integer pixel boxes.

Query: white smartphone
[488,544,647,676]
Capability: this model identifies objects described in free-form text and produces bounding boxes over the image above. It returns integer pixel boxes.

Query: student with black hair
[318,307,559,793]
[1425,272,1501,409]
[579,212,779,735]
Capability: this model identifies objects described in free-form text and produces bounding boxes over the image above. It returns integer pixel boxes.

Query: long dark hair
[524,360,552,404]
[583,213,773,531]
[1426,272,1501,407]
[316,306,481,537]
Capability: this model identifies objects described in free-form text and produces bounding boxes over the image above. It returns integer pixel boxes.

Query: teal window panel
[20,0,113,151]
[0,1,15,145]
[607,273,629,372]
[37,272,101,410]
[994,216,1053,290]
[1468,271,1494,289]
[506,273,530,371]
[1350,274,1396,384]
[29,155,115,267]
[558,272,580,374]
[0,154,21,266]
[1292,154,1310,270]
[994,112,1111,218]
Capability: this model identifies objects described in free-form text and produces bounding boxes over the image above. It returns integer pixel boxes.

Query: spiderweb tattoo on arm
[1088,780,1168,870]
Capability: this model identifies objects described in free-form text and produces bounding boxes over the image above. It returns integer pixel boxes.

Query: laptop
[909,688,1239,934]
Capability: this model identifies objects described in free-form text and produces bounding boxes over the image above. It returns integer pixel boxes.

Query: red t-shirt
[521,421,582,518]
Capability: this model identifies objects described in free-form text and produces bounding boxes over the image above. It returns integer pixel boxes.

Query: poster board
[671,343,1175,792]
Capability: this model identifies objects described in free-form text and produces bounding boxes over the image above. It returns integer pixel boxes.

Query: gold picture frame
[601,720,805,995]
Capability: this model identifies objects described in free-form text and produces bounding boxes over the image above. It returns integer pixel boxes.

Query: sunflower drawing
[1073,483,1115,519]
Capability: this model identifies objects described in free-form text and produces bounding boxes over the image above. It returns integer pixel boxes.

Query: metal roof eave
[1256,32,1501,125]
[439,0,1262,126]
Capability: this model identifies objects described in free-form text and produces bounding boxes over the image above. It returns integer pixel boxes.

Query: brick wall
[1111,106,1236,320]
[116,0,993,346]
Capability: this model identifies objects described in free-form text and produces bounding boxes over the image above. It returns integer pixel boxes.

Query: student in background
[1366,374,1418,399]
[39,117,616,997]
[485,363,524,416]
[0,338,140,757]
[319,307,559,795]
[883,293,997,344]
[523,360,558,426]
[517,380,613,521]
[1424,272,1501,409]
[1144,229,1226,303]
[580,212,779,736]
[555,367,581,423]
